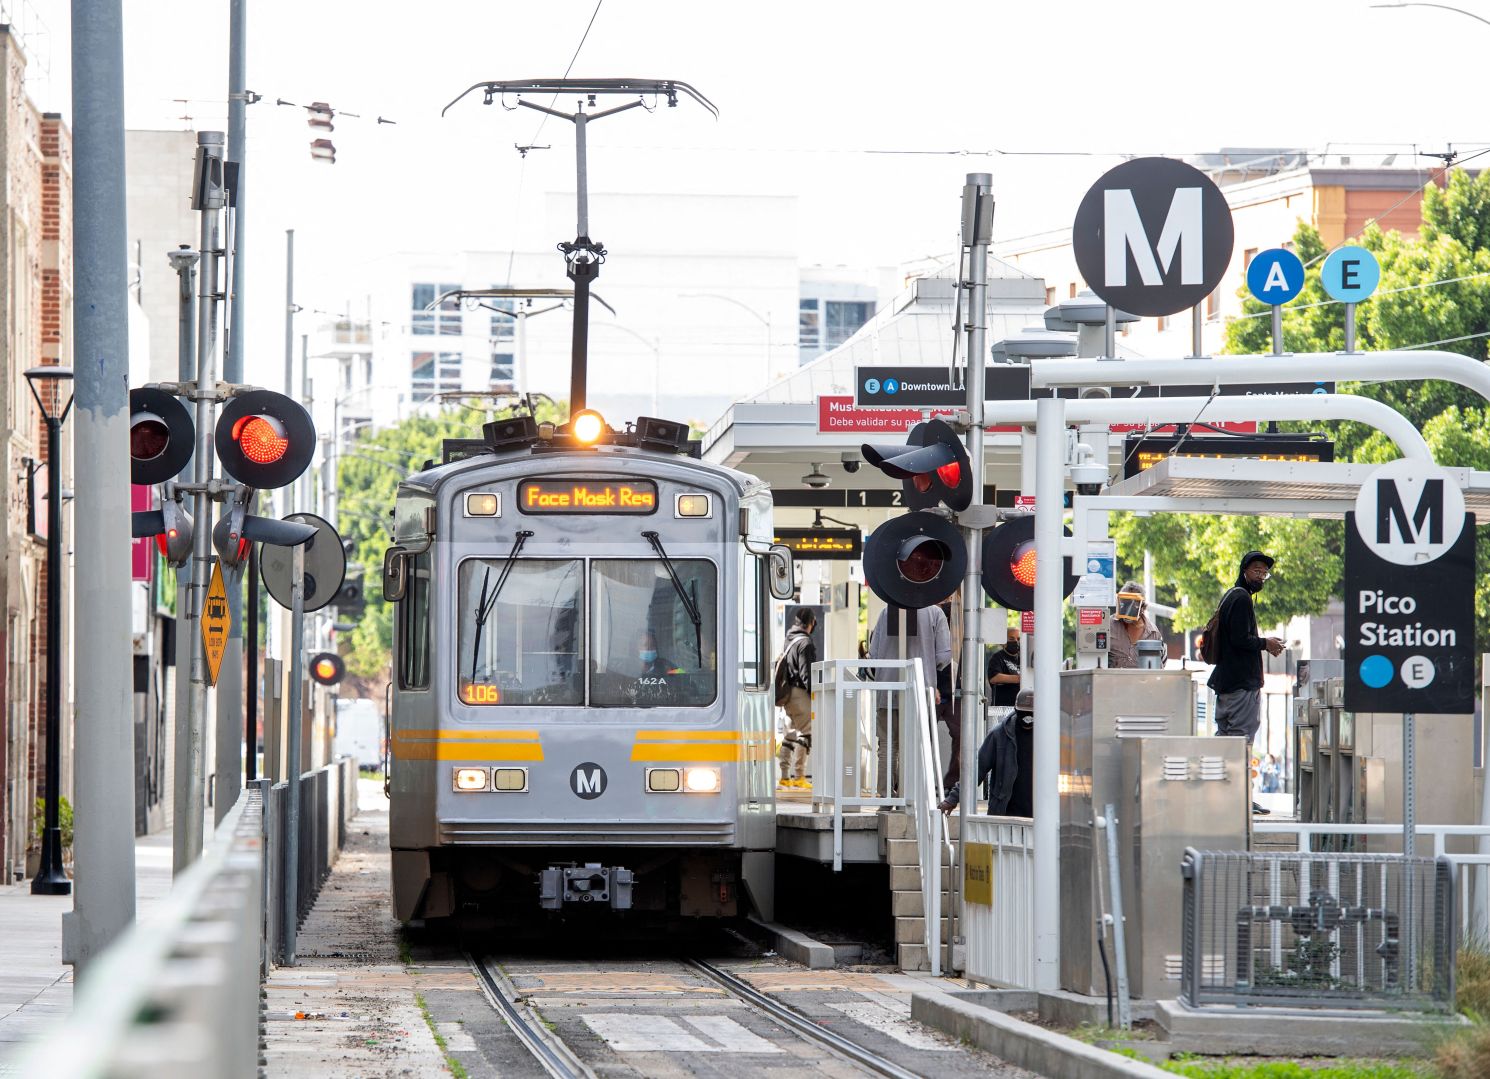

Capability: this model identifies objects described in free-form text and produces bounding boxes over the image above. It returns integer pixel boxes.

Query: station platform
[0,830,173,1068]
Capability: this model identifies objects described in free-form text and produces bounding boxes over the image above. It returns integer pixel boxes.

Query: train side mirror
[383,545,408,602]
[766,544,794,600]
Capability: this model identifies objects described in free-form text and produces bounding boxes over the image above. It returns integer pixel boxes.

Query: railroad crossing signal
[861,418,971,512]
[981,514,1077,613]
[309,652,346,687]
[129,387,195,484]
[215,390,316,489]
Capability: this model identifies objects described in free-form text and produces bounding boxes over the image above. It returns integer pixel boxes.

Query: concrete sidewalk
[263,785,459,1077]
[0,831,173,1069]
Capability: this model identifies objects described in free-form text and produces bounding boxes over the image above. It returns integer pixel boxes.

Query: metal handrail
[807,658,947,973]
[12,791,263,1078]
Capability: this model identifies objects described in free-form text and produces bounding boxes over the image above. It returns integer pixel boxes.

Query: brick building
[0,26,71,885]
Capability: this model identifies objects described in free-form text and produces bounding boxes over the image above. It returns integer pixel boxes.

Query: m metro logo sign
[1344,459,1474,713]
[1354,458,1465,565]
[1072,157,1235,318]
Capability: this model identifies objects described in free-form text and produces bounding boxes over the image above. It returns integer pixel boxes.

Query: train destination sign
[517,479,658,514]
[773,527,863,560]
[1343,460,1475,713]
[1120,435,1334,478]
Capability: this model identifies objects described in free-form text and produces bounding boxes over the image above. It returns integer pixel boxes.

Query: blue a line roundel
[1246,248,1305,306]
[1320,245,1381,304]
[1359,654,1394,689]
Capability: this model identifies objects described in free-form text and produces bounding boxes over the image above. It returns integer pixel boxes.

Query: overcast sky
[23,0,1490,389]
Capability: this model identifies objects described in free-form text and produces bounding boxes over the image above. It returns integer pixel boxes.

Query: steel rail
[685,957,924,1079]
[469,953,588,1079]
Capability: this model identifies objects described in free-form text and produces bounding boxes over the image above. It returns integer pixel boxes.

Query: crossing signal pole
[128,133,319,874]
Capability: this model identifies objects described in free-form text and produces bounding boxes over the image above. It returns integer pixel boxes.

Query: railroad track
[468,951,924,1079]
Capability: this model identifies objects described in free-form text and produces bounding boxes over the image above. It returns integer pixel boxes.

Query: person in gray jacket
[938,687,1034,817]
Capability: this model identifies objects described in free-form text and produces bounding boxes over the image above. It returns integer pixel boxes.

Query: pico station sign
[1343,459,1475,713]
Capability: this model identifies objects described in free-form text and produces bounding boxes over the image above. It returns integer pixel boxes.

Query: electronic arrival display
[773,527,863,560]
[517,479,659,514]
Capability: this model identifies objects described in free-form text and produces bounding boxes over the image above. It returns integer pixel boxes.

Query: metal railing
[1255,821,1490,943]
[11,791,264,1078]
[962,814,1036,988]
[809,658,950,974]
[1180,847,1456,1012]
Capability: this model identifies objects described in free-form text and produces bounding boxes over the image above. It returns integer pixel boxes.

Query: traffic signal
[129,387,194,484]
[981,514,1077,612]
[332,573,366,621]
[861,512,967,609]
[131,492,194,567]
[215,390,316,489]
[861,418,971,512]
[309,651,346,687]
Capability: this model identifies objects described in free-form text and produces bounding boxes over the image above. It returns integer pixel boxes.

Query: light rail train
[382,409,794,927]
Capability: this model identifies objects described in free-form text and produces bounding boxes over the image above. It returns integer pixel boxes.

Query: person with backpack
[1203,551,1284,814]
[775,609,818,788]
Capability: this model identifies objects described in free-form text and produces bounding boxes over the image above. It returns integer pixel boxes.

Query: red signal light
[232,415,289,464]
[313,658,335,680]
[1010,540,1037,587]
[308,650,346,687]
[936,460,961,489]
[130,418,170,461]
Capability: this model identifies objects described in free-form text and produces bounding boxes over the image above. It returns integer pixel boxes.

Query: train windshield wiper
[641,530,703,665]
[469,530,534,684]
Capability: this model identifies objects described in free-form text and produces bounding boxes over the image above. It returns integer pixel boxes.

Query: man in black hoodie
[1207,551,1283,782]
[777,609,818,787]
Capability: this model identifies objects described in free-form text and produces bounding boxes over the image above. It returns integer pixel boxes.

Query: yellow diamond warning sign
[202,562,230,687]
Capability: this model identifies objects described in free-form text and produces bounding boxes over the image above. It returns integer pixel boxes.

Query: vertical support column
[1032,396,1065,991]
[220,0,248,818]
[225,0,247,386]
[1190,302,1204,358]
[169,246,198,843]
[284,545,305,965]
[63,0,137,976]
[1344,303,1358,354]
[1271,305,1284,356]
[957,173,992,973]
[178,131,226,874]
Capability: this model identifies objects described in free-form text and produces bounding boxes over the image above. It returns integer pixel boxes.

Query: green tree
[336,398,568,677]
[1118,171,1490,646]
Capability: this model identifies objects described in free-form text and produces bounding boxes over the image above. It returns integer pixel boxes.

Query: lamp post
[26,365,74,896]
[597,322,662,415]
[680,292,772,388]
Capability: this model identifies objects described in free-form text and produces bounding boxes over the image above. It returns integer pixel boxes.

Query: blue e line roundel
[863,378,881,395]
[1246,248,1305,306]
[1320,245,1380,304]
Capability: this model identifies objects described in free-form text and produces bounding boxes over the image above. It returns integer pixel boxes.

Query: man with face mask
[987,629,1021,709]
[1206,551,1284,813]
[639,630,682,677]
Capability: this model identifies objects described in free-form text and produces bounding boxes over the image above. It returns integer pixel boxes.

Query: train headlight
[646,767,682,793]
[464,492,500,517]
[675,493,711,518]
[684,767,721,794]
[452,767,489,792]
[571,409,606,445]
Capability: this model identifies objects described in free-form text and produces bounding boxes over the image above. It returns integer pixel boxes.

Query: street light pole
[679,292,772,387]
[26,366,74,896]
[598,322,662,415]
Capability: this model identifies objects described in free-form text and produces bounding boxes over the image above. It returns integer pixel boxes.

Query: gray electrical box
[1059,667,1194,995]
[1119,736,1248,999]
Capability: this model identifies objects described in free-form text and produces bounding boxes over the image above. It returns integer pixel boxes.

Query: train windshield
[457,559,584,706]
[590,559,718,708]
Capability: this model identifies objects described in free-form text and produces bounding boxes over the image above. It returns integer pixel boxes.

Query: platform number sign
[1344,459,1474,713]
[1071,157,1235,318]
